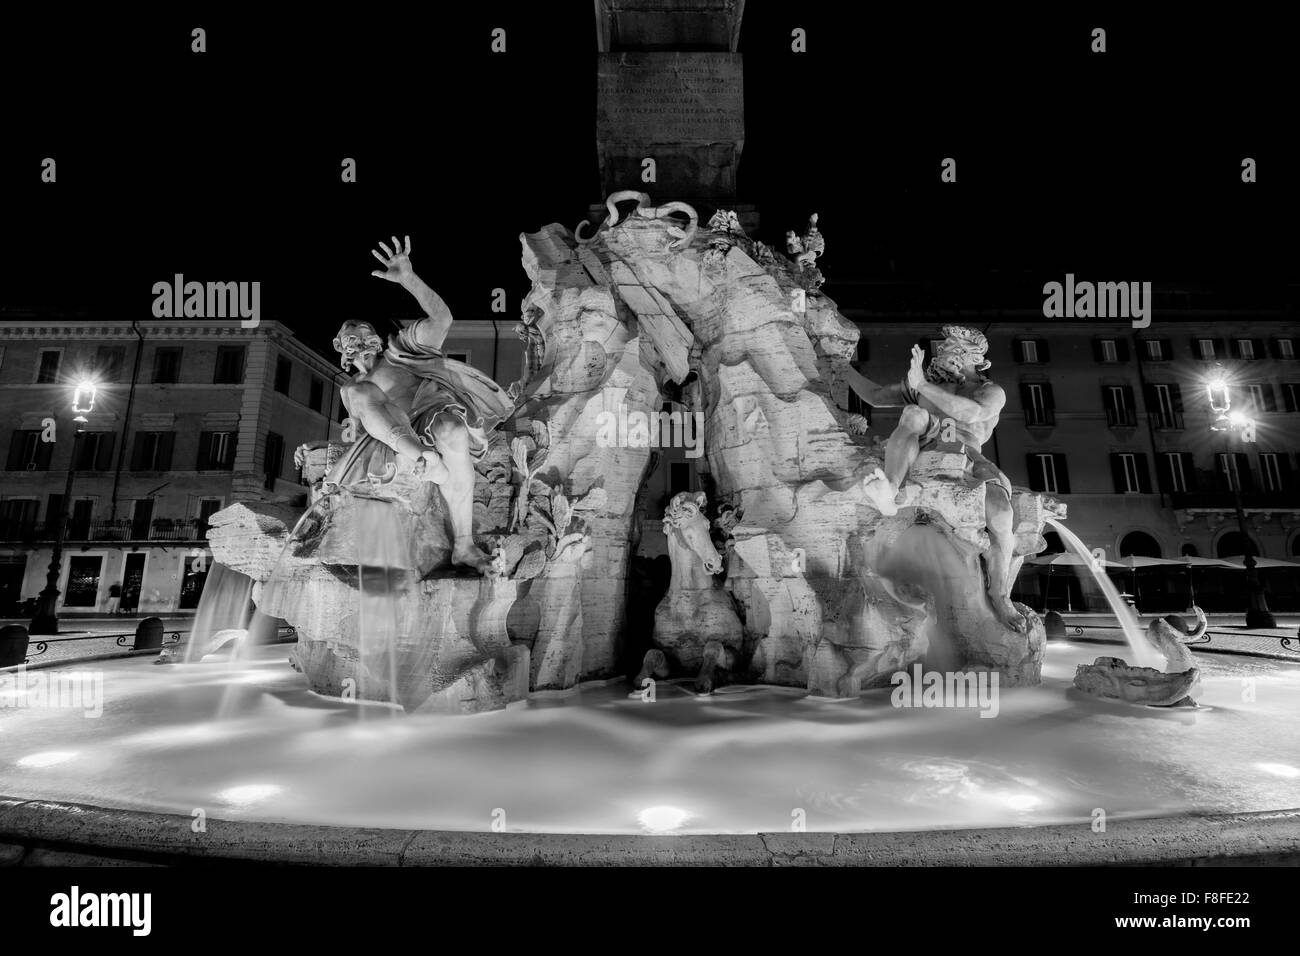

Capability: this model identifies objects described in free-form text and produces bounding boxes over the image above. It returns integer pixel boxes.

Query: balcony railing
[1168,490,1298,510]
[1149,411,1185,430]
[1023,408,1055,427]
[0,517,208,545]
[1106,407,1137,428]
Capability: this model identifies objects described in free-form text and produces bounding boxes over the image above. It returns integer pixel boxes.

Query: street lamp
[29,379,98,635]
[1205,364,1275,629]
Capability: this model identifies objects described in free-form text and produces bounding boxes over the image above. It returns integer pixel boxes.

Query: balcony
[0,517,208,545]
[1149,411,1185,431]
[1106,407,1137,428]
[1023,408,1055,427]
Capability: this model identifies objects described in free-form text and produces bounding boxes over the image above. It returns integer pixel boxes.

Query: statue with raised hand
[846,326,1025,632]
[325,236,513,574]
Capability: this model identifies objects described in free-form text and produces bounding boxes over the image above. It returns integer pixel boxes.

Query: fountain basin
[2,640,1299,863]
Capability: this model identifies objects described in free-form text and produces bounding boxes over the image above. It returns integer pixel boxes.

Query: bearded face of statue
[333,322,383,373]
[927,340,989,384]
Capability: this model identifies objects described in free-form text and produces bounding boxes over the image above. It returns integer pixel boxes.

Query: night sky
[1,5,1294,358]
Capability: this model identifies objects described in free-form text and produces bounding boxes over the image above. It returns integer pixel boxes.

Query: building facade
[0,318,346,617]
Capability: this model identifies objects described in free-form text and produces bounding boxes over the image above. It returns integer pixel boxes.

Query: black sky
[1,4,1294,358]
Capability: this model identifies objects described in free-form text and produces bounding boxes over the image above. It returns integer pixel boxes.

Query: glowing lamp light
[638,805,689,833]
[71,379,98,423]
[1206,368,1233,431]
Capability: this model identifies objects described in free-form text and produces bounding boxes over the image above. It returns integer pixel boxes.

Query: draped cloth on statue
[287,323,514,572]
[328,324,514,500]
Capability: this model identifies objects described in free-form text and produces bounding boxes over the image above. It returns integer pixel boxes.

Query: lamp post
[1206,366,1275,629]
[28,380,97,635]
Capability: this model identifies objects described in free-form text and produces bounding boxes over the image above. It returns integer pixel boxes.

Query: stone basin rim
[2,796,1298,866]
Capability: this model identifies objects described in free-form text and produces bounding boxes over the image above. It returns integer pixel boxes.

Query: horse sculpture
[635,492,744,694]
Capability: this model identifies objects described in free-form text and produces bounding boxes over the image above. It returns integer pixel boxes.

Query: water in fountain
[1044,518,1162,668]
[184,563,254,663]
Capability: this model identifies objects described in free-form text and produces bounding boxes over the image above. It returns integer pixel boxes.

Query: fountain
[2,198,1299,864]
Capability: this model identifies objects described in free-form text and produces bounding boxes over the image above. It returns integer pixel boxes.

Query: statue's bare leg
[864,406,926,515]
[635,649,670,687]
[984,485,1025,632]
[694,640,732,694]
[430,411,493,573]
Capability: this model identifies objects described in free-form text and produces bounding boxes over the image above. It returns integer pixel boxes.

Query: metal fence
[0,517,207,544]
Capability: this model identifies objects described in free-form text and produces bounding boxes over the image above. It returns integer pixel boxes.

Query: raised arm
[371,235,453,348]
[918,380,1005,423]
[845,366,906,407]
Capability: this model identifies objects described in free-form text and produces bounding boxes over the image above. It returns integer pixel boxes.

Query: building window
[1283,383,1300,413]
[130,498,155,539]
[1235,338,1256,360]
[71,431,115,471]
[1020,382,1054,426]
[1026,453,1069,494]
[1110,452,1150,494]
[0,498,38,538]
[309,376,324,412]
[6,430,52,471]
[35,349,62,383]
[274,356,292,394]
[1196,338,1216,360]
[1103,384,1136,427]
[152,347,182,384]
[1160,452,1192,493]
[1216,453,1250,492]
[1147,383,1183,429]
[1246,383,1275,413]
[213,346,246,384]
[63,555,102,607]
[1141,339,1168,362]
[1275,338,1295,360]
[445,351,469,365]
[197,431,237,470]
[1020,340,1038,364]
[1015,338,1049,364]
[197,497,223,530]
[1100,339,1118,363]
[264,432,285,490]
[1260,454,1285,493]
[130,431,175,471]
[94,345,126,382]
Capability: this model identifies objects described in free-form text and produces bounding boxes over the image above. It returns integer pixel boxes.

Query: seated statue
[322,236,514,574]
[845,325,1026,633]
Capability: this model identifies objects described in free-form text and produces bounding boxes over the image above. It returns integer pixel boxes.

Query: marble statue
[323,236,514,574]
[847,326,1026,633]
[1073,606,1206,707]
[637,491,744,694]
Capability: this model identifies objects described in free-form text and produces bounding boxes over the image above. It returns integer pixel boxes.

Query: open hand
[906,344,927,391]
[371,235,414,283]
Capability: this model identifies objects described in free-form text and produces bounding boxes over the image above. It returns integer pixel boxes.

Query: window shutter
[196,432,212,470]
[224,433,238,469]
[1037,339,1051,364]
[1122,384,1135,410]
[1013,340,1025,364]
[1189,336,1202,359]
[1155,453,1173,493]
[1181,453,1198,492]
[1019,382,1033,408]
[45,494,64,533]
[1109,454,1127,493]
[93,433,115,471]
[157,432,175,471]
[1278,455,1295,491]
[1053,454,1071,493]
[35,435,53,469]
[1135,453,1151,493]
[1259,385,1277,412]
[1041,382,1056,409]
[1116,339,1130,362]
[1099,384,1112,412]
[1251,338,1265,359]
[1025,454,1041,492]
[1169,383,1184,413]
[130,433,147,471]
[1092,340,1104,363]
[6,431,24,471]
[1234,452,1253,491]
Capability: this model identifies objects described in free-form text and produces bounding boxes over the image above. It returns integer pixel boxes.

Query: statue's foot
[894,482,921,510]
[634,649,669,687]
[452,539,497,575]
[694,641,726,695]
[862,468,899,516]
[991,595,1028,633]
